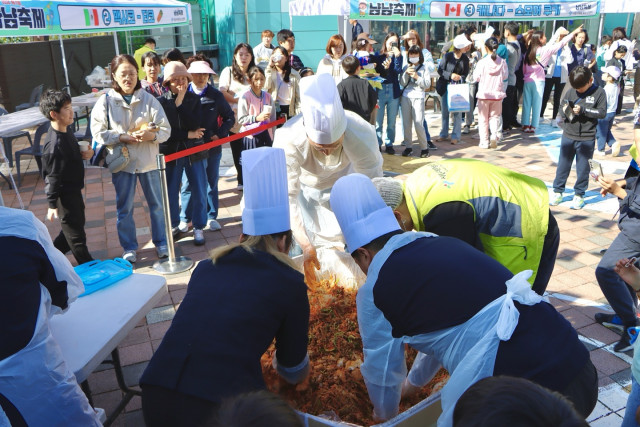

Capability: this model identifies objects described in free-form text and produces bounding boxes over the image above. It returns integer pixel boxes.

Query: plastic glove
[303,245,321,288]
[401,377,421,399]
[46,208,58,222]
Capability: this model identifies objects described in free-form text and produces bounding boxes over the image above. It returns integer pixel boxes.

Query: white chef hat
[330,173,401,253]
[300,73,347,145]
[241,147,290,236]
[453,34,472,50]
[372,177,404,210]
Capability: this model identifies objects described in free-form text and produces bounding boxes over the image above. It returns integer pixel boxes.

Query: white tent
[0,0,194,88]
[288,0,350,36]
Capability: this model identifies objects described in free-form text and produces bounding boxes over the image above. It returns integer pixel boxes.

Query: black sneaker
[385,145,395,155]
[513,121,522,128]
[427,141,437,150]
[595,312,624,332]
[420,149,430,158]
[614,330,634,352]
[402,147,413,157]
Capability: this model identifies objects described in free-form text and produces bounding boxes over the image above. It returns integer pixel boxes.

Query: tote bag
[447,83,470,113]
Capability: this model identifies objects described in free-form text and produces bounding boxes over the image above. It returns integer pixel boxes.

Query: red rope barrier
[164,117,286,163]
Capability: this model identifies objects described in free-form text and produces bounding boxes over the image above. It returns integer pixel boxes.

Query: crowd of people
[2,19,640,427]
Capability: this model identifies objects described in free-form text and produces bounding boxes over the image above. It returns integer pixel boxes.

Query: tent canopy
[0,0,191,37]
[601,0,640,13]
[350,0,601,21]
[289,0,350,16]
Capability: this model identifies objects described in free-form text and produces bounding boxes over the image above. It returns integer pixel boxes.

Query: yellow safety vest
[404,159,549,285]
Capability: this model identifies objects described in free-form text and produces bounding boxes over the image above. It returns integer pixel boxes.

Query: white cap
[330,174,401,253]
[602,65,621,80]
[372,177,404,210]
[241,147,290,236]
[187,60,216,75]
[300,73,347,145]
[453,34,472,50]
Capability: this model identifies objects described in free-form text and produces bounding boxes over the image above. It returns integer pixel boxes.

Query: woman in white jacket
[540,27,574,127]
[604,26,637,115]
[91,54,171,262]
[316,34,348,85]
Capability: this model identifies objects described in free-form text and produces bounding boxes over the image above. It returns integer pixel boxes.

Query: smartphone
[567,100,575,108]
[588,159,603,181]
[390,42,398,48]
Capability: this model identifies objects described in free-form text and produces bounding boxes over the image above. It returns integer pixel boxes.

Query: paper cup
[263,105,273,115]
[78,141,90,152]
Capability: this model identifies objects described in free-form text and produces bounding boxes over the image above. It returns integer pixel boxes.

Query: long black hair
[231,43,256,83]
[272,46,292,83]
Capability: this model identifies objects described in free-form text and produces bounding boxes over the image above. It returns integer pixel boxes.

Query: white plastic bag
[85,66,108,87]
[447,83,470,113]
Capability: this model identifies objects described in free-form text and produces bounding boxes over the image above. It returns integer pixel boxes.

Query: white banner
[429,1,599,19]
[58,4,188,31]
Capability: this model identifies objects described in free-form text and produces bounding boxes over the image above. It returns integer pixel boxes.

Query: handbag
[100,94,131,173]
[446,82,471,113]
[187,138,209,165]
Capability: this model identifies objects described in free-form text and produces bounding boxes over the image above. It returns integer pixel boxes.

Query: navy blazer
[140,247,309,403]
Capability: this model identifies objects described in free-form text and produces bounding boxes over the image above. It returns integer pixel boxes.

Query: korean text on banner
[350,0,600,21]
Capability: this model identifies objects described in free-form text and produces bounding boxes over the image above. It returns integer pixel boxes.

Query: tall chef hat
[330,173,401,253]
[241,147,290,236]
[300,73,347,145]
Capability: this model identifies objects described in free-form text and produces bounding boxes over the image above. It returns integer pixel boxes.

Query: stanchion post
[153,154,194,274]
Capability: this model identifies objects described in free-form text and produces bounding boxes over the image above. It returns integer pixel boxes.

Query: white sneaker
[178,221,189,233]
[489,138,498,149]
[207,219,222,231]
[550,120,558,128]
[193,229,205,246]
[539,118,549,125]
[594,150,607,157]
[570,195,585,210]
[612,141,621,157]
[122,250,137,263]
[156,245,169,259]
[550,193,563,206]
[479,142,489,149]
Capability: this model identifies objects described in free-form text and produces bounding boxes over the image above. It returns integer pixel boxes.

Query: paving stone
[590,412,623,426]
[587,235,614,247]
[598,385,631,412]
[122,361,149,387]
[146,305,176,324]
[610,368,632,387]
[555,258,586,271]
[590,349,631,376]
[588,401,614,422]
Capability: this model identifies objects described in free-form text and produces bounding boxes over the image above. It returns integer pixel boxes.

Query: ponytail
[485,37,500,61]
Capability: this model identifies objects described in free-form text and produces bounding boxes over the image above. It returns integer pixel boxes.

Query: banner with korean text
[0,0,190,37]
[350,0,600,20]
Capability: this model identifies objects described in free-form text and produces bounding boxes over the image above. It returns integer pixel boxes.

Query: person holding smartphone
[371,32,403,154]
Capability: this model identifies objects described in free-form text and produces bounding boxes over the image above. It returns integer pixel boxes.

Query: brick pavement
[0,86,638,426]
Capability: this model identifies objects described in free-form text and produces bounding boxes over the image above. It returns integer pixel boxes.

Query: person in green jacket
[373,158,559,294]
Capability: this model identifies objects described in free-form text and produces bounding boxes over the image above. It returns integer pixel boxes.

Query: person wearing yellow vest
[373,158,559,294]
[134,38,157,80]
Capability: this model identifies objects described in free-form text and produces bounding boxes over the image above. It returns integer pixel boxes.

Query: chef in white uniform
[0,206,101,426]
[273,73,383,287]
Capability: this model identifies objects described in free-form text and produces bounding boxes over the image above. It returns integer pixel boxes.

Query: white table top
[50,273,167,383]
[0,92,103,135]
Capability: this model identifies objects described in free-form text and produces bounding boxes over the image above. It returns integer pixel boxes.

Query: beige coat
[90,89,170,174]
[316,54,348,85]
[264,66,301,116]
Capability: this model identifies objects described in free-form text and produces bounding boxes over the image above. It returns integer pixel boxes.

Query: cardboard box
[299,392,442,427]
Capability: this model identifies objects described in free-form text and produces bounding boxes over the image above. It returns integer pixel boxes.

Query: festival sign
[0,0,190,36]
[350,0,600,20]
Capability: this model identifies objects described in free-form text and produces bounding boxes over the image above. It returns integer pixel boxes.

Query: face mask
[273,54,283,62]
[409,57,420,64]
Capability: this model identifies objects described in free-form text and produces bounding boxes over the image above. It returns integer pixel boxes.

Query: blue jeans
[522,80,544,128]
[111,170,166,251]
[596,111,616,151]
[552,135,595,197]
[422,119,431,142]
[439,87,463,140]
[166,157,208,230]
[623,375,640,427]
[596,232,640,326]
[180,148,222,223]
[376,84,400,147]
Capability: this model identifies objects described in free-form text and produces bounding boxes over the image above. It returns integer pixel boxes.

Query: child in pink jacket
[521,25,584,133]
[473,37,507,149]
